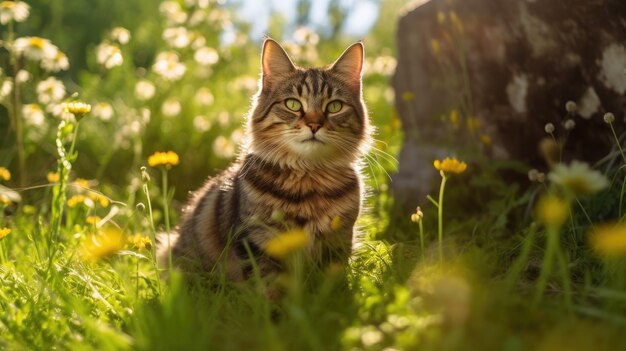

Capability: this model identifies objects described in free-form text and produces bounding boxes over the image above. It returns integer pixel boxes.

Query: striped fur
[160,39,371,280]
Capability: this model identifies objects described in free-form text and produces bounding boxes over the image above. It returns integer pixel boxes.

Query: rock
[392,0,626,205]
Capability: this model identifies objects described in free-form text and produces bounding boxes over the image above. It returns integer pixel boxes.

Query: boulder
[392,0,626,205]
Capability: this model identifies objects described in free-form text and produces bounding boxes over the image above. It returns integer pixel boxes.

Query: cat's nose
[307,122,322,134]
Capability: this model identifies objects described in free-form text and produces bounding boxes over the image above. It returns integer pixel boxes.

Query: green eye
[285,99,302,112]
[326,100,342,113]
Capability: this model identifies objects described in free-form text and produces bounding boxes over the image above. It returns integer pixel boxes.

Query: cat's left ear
[330,42,364,91]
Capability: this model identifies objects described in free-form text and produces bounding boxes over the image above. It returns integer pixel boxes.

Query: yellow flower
[0,195,10,206]
[86,216,101,226]
[0,227,11,240]
[467,117,480,134]
[331,216,342,231]
[433,157,467,175]
[430,38,441,56]
[548,161,609,197]
[89,192,110,207]
[589,223,626,257]
[148,151,180,168]
[535,195,568,229]
[0,167,10,181]
[449,109,460,129]
[450,11,464,34]
[67,194,86,208]
[480,134,491,146]
[64,101,91,119]
[129,234,151,250]
[47,171,60,183]
[401,91,415,102]
[81,227,126,263]
[265,229,309,259]
[73,178,90,190]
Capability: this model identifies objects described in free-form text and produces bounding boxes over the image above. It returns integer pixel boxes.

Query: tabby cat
[161,39,371,280]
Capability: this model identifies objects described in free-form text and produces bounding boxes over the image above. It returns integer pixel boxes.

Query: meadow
[1,1,626,350]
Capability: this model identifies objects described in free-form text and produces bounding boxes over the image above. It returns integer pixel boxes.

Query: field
[1,1,626,350]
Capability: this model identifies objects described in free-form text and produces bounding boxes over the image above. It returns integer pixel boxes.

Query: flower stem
[161,168,172,271]
[437,174,447,263]
[534,226,558,304]
[609,122,626,164]
[418,219,425,261]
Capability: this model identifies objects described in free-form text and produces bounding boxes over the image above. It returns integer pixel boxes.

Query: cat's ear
[330,42,364,91]
[261,38,296,88]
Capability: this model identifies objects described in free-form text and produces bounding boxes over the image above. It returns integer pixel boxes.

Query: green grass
[2,0,626,350]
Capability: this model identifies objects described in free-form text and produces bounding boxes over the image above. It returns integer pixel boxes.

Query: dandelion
[64,101,91,120]
[162,26,191,48]
[92,102,114,121]
[96,42,123,69]
[0,1,29,24]
[86,216,101,226]
[47,171,60,183]
[41,51,69,72]
[22,104,45,126]
[13,37,58,62]
[265,229,309,259]
[535,195,568,229]
[603,112,615,124]
[81,227,126,263]
[565,101,577,113]
[148,151,179,168]
[152,51,186,81]
[0,227,11,240]
[544,122,555,134]
[433,157,467,175]
[194,46,219,66]
[0,167,10,181]
[548,161,609,196]
[564,119,576,131]
[589,223,626,257]
[161,99,181,117]
[36,77,65,104]
[129,234,151,250]
[110,27,131,45]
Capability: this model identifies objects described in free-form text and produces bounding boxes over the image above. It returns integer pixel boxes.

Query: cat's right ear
[261,38,296,88]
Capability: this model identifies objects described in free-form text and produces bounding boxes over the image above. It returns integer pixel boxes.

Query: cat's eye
[326,100,343,113]
[285,98,302,112]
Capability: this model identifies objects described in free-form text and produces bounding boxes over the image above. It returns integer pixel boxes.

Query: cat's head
[247,38,371,169]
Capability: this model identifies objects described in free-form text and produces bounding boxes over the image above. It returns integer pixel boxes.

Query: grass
[2,0,626,350]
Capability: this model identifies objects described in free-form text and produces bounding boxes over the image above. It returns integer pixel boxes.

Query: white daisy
[15,69,30,83]
[162,26,191,48]
[194,46,218,66]
[36,77,65,105]
[96,42,123,69]
[161,99,181,117]
[194,87,213,106]
[0,1,29,24]
[22,103,45,126]
[135,80,156,101]
[13,36,58,62]
[0,79,12,101]
[110,27,131,45]
[159,1,187,24]
[41,50,69,72]
[152,51,186,81]
[93,102,114,121]
[548,160,609,196]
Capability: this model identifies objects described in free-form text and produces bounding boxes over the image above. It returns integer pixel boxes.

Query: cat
[159,38,371,281]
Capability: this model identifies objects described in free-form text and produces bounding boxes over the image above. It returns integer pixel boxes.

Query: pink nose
[307,122,322,133]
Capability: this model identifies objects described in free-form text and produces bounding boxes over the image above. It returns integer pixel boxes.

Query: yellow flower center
[29,37,45,50]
